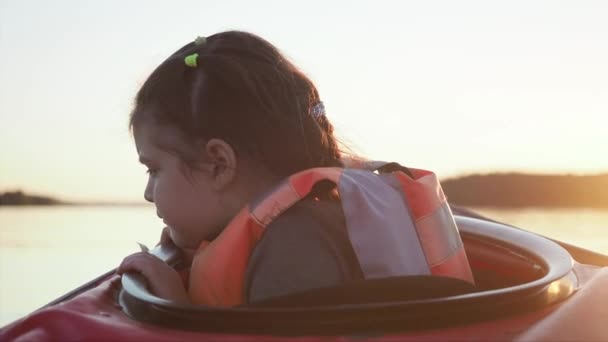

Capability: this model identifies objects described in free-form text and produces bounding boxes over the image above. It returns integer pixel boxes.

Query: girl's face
[133,120,228,249]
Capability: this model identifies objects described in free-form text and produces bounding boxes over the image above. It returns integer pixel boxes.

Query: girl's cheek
[153,177,171,208]
[152,179,161,202]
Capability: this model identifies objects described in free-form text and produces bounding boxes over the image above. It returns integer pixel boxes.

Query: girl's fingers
[117,252,161,275]
[117,252,188,303]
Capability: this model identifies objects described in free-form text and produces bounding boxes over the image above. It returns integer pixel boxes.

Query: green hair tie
[184,53,199,68]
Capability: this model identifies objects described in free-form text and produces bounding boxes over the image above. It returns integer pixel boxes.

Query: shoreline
[3,171,607,208]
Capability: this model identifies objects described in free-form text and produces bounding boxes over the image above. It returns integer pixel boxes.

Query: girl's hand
[158,226,197,264]
[117,252,190,304]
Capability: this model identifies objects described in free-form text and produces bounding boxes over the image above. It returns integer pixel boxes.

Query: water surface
[1,205,606,326]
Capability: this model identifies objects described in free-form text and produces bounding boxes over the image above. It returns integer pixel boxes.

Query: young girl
[118,31,473,306]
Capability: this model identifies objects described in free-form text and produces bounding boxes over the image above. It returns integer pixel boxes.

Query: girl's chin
[170,234,201,250]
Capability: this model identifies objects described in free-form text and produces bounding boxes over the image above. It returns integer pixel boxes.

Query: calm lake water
[1,205,607,327]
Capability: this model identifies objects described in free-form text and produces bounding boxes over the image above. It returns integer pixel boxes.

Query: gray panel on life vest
[339,169,430,278]
[416,203,463,266]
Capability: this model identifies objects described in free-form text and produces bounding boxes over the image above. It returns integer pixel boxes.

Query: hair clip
[194,36,207,46]
[184,53,199,68]
[311,101,326,119]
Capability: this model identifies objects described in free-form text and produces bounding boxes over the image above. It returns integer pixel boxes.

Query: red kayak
[2,209,607,341]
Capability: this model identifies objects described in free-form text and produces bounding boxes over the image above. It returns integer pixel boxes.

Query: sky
[1,0,607,202]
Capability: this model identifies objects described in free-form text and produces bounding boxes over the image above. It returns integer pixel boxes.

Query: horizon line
[2,170,608,205]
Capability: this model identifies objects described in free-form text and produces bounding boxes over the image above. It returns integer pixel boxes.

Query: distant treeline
[3,173,608,208]
[441,173,608,208]
[0,191,63,205]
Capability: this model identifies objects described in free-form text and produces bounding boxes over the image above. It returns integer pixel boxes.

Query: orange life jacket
[189,161,474,307]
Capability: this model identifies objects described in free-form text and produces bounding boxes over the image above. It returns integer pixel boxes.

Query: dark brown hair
[130,31,343,178]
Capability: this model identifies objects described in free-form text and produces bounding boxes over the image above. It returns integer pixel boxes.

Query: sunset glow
[1,0,607,202]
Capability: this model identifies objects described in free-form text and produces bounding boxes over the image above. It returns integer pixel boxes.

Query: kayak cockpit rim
[113,215,579,334]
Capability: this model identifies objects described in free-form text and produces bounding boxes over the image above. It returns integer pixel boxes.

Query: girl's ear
[204,139,237,190]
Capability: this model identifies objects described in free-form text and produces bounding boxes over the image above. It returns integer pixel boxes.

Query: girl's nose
[144,179,154,203]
